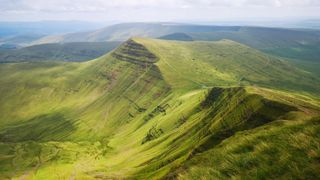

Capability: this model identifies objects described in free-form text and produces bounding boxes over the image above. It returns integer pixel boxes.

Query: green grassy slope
[186,27,320,62]
[177,116,320,179]
[135,38,320,95]
[0,41,121,62]
[0,38,319,179]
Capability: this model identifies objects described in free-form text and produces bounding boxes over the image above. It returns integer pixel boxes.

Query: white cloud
[0,0,187,12]
[244,0,320,7]
[0,0,319,21]
[2,0,320,12]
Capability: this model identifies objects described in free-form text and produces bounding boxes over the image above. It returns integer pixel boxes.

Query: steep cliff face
[112,39,158,64]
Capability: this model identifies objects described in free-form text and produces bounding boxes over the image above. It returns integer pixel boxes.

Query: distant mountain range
[0,21,109,49]
[30,23,320,62]
[0,21,107,37]
[1,23,320,64]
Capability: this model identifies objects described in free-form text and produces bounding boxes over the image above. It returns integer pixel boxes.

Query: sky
[0,0,320,22]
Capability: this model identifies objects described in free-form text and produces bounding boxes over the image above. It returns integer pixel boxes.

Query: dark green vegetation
[0,42,121,62]
[0,38,319,179]
[159,33,194,41]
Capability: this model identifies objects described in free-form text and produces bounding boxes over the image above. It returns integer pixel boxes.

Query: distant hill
[0,41,121,62]
[159,32,194,41]
[0,38,319,179]
[0,33,45,47]
[32,23,320,62]
[160,27,320,62]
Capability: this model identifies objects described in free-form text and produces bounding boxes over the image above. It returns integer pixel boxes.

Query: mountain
[31,23,320,62]
[0,41,121,62]
[0,38,319,179]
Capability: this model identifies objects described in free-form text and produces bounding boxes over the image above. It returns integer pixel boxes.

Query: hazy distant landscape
[0,0,320,179]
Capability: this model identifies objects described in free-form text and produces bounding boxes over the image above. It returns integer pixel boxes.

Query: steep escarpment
[111,39,158,65]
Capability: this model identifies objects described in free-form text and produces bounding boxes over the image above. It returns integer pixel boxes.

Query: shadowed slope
[0,42,122,62]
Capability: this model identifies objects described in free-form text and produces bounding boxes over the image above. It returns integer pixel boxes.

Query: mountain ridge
[0,37,319,179]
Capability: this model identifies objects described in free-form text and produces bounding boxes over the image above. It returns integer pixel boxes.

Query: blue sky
[1,0,320,22]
